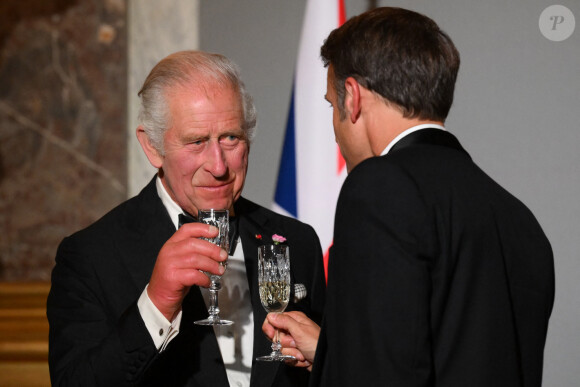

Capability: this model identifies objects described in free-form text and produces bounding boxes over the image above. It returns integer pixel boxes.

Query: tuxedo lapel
[389,128,470,158]
[116,178,175,291]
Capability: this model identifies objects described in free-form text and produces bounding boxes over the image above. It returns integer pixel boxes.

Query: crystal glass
[256,244,295,361]
[194,209,233,326]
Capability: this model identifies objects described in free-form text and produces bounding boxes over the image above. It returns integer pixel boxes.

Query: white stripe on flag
[274,0,346,268]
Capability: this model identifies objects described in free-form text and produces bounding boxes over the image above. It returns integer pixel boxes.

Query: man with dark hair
[47,50,326,387]
[263,7,554,386]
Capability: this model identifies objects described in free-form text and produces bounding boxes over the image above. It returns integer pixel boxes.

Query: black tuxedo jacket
[310,129,554,387]
[47,177,326,386]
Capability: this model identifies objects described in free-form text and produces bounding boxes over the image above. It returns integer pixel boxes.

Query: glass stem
[208,280,221,319]
[272,328,281,353]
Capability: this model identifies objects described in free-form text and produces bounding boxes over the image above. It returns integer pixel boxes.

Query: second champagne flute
[194,209,232,326]
[256,244,295,361]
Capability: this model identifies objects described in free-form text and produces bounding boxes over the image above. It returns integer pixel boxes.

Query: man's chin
[191,187,240,213]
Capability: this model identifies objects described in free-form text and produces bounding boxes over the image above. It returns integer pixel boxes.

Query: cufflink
[293,283,307,303]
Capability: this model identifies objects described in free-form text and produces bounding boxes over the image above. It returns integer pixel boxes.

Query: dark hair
[321,7,460,122]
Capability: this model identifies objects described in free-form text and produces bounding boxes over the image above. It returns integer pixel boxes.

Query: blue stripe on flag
[274,86,297,217]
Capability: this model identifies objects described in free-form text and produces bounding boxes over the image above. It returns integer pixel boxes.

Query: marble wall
[0,0,128,281]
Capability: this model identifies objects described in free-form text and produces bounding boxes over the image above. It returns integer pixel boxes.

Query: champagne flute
[194,209,233,326]
[256,244,295,361]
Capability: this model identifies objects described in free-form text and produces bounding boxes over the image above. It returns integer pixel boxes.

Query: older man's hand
[147,223,228,321]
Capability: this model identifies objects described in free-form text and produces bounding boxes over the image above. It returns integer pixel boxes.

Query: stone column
[127,0,200,197]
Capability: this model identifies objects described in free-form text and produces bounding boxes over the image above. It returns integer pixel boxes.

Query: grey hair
[137,50,257,154]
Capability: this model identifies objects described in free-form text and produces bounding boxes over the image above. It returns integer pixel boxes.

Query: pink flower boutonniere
[272,234,287,245]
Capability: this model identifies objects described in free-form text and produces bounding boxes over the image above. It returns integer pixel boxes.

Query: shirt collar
[380,123,446,156]
[156,177,182,230]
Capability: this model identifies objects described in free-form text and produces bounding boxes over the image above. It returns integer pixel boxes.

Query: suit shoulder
[63,181,159,244]
[65,196,134,241]
[342,156,415,195]
[348,155,403,179]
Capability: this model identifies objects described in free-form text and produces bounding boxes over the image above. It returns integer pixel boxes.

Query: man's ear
[136,126,163,169]
[344,77,361,124]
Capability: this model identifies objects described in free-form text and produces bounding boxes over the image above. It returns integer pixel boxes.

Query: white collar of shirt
[380,123,446,156]
[155,177,182,230]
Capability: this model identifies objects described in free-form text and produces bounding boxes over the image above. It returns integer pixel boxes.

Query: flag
[273,0,347,280]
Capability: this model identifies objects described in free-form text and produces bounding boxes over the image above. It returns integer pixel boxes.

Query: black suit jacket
[310,129,554,387]
[47,177,326,386]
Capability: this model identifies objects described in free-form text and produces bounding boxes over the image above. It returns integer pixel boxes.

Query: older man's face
[157,82,248,216]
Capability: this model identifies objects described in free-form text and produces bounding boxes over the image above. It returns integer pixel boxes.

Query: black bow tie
[178,212,239,255]
[178,213,196,227]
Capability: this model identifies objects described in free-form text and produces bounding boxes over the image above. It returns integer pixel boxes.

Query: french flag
[273,0,346,280]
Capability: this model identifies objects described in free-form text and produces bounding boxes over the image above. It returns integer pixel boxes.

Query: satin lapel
[389,128,470,158]
[236,199,282,386]
[239,218,261,305]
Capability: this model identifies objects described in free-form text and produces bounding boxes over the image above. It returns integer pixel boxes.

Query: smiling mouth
[198,182,233,190]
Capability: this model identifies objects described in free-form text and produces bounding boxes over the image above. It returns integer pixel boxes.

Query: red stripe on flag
[323,243,332,284]
[336,0,347,175]
[338,0,346,24]
[327,0,347,279]
[337,145,345,174]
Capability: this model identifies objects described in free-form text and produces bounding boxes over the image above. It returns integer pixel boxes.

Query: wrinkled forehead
[166,83,244,134]
[168,77,240,102]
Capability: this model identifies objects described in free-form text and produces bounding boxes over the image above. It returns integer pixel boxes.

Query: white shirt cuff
[137,284,182,351]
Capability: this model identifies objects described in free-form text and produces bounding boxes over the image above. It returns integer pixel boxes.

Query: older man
[47,51,325,387]
[263,7,554,387]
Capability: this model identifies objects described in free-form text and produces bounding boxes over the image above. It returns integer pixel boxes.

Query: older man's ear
[136,125,163,169]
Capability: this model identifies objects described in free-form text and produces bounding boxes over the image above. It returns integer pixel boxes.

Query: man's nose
[205,141,227,177]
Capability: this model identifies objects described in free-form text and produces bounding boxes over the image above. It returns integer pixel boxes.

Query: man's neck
[380,123,446,156]
[368,107,444,156]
